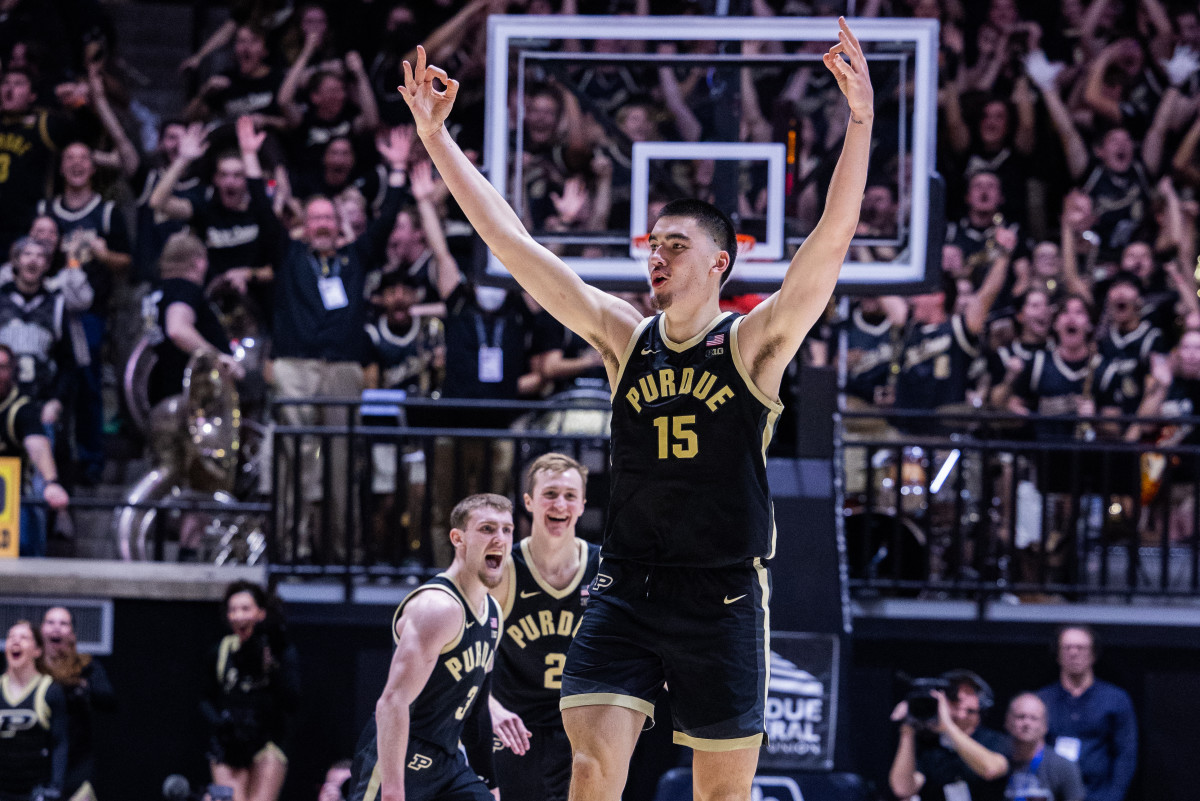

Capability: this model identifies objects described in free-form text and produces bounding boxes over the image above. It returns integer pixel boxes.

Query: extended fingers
[839,16,864,58]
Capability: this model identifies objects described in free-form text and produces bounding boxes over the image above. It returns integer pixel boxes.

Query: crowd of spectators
[3,0,1200,569]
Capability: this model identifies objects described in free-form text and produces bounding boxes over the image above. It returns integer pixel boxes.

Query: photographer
[888,671,1009,801]
[201,581,301,801]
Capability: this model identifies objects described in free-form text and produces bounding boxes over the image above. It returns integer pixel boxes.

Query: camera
[904,677,949,725]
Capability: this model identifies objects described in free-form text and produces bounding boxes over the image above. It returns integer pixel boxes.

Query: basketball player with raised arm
[348,494,512,801]
[488,453,600,801]
[399,17,873,801]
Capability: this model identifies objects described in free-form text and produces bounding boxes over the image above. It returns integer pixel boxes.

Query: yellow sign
[0,457,21,558]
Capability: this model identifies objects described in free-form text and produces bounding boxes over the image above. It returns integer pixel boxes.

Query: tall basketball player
[399,17,873,801]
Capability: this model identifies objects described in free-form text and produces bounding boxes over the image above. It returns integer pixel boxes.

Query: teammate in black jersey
[399,18,872,800]
[488,453,599,801]
[0,620,67,801]
[349,494,511,801]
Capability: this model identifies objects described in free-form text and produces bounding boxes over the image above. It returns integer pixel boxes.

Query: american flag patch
[706,333,725,346]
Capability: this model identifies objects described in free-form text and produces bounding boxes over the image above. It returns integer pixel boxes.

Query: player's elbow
[376,687,408,718]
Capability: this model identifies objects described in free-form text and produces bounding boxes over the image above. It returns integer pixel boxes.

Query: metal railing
[840,406,1200,602]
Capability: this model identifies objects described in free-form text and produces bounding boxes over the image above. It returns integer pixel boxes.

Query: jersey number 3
[652,416,697,459]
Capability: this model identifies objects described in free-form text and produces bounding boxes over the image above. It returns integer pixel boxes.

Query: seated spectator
[889,669,1009,801]
[1005,693,1085,801]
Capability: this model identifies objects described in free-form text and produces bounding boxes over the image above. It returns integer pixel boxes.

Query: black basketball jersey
[494,539,600,728]
[364,314,443,395]
[895,314,980,411]
[1096,321,1163,413]
[0,673,57,800]
[0,111,62,239]
[1016,349,1095,441]
[395,575,502,756]
[38,195,128,310]
[839,306,896,403]
[607,313,782,567]
[0,285,64,401]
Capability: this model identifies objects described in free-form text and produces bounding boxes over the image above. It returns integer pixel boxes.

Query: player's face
[40,607,73,649]
[305,198,340,252]
[4,623,40,671]
[1005,696,1048,744]
[226,591,267,639]
[61,143,95,189]
[455,507,514,589]
[525,468,585,541]
[646,215,726,311]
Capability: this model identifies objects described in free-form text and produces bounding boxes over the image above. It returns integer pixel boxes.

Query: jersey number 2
[653,416,698,459]
[543,653,566,689]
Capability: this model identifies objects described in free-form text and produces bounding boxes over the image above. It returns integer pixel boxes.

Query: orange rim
[631,233,756,254]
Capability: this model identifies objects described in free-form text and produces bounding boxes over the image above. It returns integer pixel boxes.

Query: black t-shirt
[0,110,72,246]
[209,68,283,122]
[191,187,278,280]
[441,284,544,414]
[915,725,1009,801]
[147,278,231,405]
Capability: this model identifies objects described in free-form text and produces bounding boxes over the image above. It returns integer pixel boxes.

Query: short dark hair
[656,198,737,284]
[222,580,268,611]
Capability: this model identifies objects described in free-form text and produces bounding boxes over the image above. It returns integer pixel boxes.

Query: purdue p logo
[0,709,37,736]
[407,753,433,771]
[592,574,613,591]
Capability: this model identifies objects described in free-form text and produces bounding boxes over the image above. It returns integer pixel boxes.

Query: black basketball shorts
[560,558,771,751]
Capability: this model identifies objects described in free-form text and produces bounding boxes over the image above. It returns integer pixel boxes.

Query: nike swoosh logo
[465,621,475,628]
[724,594,747,605]
[641,347,658,355]
[519,590,541,599]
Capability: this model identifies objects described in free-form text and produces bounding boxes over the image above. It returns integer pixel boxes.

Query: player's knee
[694,779,754,801]
[570,748,618,790]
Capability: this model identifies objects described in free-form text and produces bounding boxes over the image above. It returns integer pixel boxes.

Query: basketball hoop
[631,233,757,257]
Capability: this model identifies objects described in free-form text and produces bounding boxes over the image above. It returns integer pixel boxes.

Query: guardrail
[840,406,1200,601]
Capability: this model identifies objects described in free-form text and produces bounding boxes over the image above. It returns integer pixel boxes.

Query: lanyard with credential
[474,313,505,350]
[310,252,341,278]
[1010,746,1046,801]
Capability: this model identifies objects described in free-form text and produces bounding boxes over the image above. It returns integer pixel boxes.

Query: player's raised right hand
[398,45,459,140]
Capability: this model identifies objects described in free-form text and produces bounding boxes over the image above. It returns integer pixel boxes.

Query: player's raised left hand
[823,17,873,122]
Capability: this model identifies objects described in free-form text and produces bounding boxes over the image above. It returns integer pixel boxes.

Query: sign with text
[760,631,840,771]
[0,457,20,558]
